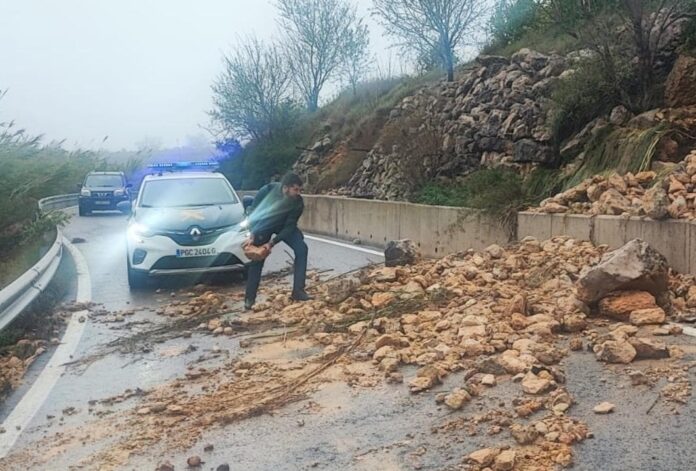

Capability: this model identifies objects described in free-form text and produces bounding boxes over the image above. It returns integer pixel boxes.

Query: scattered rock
[629,337,669,360]
[598,291,658,321]
[468,448,499,466]
[444,388,471,410]
[593,402,615,414]
[187,455,202,467]
[629,307,666,325]
[384,239,420,267]
[595,340,637,364]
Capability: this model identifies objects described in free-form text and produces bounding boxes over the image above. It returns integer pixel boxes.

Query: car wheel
[127,260,148,289]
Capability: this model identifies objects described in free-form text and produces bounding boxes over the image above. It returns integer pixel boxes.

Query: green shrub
[488,0,540,49]
[548,57,622,144]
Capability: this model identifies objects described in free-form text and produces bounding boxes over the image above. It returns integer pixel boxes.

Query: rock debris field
[2,236,696,471]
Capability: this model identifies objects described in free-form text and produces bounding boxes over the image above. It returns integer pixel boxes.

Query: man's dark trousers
[245,228,308,303]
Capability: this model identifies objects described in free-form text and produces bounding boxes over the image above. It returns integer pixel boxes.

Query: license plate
[176,247,217,257]
[94,200,110,205]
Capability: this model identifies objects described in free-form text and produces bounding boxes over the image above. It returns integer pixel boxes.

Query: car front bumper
[79,195,129,210]
[127,228,251,277]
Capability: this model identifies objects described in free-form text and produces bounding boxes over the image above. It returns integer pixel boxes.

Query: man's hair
[281,172,303,188]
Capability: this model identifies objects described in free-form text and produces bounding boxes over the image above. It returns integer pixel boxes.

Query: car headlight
[114,189,125,196]
[80,188,91,197]
[239,218,249,230]
[128,222,154,238]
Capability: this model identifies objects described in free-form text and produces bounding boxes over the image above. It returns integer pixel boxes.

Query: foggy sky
[0,0,399,151]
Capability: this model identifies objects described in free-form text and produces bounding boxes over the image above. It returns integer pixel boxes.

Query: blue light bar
[148,161,219,170]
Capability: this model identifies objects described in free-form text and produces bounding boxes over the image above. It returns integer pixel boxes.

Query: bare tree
[372,0,488,82]
[542,0,696,110]
[209,37,293,141]
[276,0,368,111]
[340,22,372,96]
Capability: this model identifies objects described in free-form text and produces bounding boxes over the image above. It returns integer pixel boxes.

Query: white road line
[305,234,384,257]
[0,237,91,458]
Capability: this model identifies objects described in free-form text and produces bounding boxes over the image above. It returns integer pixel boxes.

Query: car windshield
[85,175,123,187]
[139,178,238,208]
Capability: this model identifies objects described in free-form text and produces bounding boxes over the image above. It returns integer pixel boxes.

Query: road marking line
[0,237,91,458]
[305,235,384,257]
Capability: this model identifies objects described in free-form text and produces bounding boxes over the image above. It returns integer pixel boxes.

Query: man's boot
[244,298,255,311]
[291,290,313,302]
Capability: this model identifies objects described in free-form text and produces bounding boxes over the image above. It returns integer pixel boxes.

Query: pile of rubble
[247,236,692,469]
[533,150,696,219]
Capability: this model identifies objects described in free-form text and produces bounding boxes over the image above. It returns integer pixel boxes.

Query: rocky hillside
[294,48,696,202]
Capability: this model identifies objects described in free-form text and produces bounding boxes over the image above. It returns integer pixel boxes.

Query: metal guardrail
[0,194,77,331]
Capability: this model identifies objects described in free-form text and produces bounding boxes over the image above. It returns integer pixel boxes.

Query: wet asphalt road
[2,208,696,470]
[0,207,383,468]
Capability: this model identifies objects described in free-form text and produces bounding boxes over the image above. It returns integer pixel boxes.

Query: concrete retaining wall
[246,192,695,274]
[300,195,510,258]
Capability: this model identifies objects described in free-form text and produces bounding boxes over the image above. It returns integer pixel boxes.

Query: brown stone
[593,402,615,414]
[371,292,396,309]
[629,337,669,360]
[629,307,665,325]
[521,372,553,394]
[595,340,637,364]
[468,448,499,466]
[444,388,472,410]
[507,293,528,316]
[598,291,658,321]
[187,456,202,467]
[494,450,516,471]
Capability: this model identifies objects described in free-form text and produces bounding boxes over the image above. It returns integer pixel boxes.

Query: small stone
[521,372,553,395]
[494,450,516,471]
[595,340,637,364]
[223,327,234,335]
[593,402,615,414]
[629,337,669,360]
[371,292,396,308]
[569,337,584,351]
[629,308,665,325]
[444,388,471,410]
[203,444,214,452]
[628,370,649,386]
[216,465,230,471]
[158,463,175,471]
[468,448,498,466]
[187,456,202,467]
[481,374,496,386]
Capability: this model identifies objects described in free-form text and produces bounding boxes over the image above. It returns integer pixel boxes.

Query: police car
[118,162,252,289]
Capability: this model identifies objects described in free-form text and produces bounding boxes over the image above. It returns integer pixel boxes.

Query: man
[244,172,311,310]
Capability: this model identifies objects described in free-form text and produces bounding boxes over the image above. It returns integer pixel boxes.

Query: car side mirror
[242,195,254,214]
[117,200,132,215]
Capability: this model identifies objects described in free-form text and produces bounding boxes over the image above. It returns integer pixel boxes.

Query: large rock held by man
[576,239,669,304]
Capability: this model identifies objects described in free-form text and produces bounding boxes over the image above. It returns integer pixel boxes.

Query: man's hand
[262,242,273,254]
[244,233,254,247]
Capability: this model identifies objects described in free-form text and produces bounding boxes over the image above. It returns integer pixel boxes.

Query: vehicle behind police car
[121,163,251,289]
[79,171,131,216]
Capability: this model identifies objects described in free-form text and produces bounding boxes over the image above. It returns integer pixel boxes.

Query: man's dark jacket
[248,182,304,246]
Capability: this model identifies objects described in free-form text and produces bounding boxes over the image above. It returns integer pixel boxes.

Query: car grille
[151,252,243,270]
[93,191,113,198]
[161,226,233,246]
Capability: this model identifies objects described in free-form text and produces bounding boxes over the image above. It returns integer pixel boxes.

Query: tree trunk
[444,44,455,82]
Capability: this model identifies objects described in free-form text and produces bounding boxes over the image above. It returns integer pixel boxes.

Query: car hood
[133,204,244,231]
